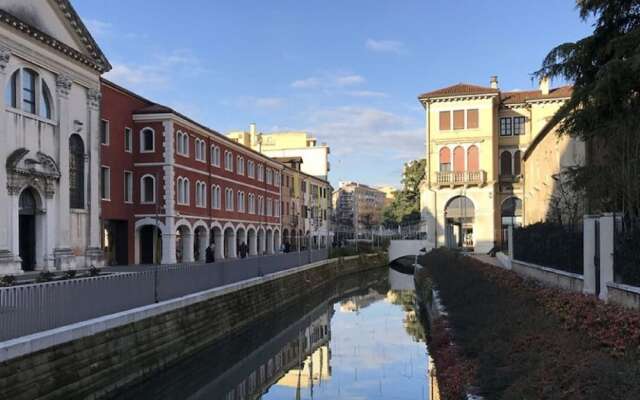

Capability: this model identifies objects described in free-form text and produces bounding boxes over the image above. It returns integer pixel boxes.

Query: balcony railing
[436,170,487,187]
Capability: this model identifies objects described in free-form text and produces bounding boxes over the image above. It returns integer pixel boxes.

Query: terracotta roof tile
[500,86,573,104]
[418,83,499,99]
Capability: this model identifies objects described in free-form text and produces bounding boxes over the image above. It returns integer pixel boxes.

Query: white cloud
[305,106,423,160]
[236,96,286,110]
[347,90,387,98]
[85,19,112,37]
[365,39,405,54]
[290,73,365,90]
[104,49,206,89]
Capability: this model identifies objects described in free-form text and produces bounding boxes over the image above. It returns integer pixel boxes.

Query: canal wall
[0,253,386,400]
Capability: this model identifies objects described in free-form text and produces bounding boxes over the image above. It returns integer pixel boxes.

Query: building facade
[0,0,110,274]
[418,76,583,252]
[332,181,385,236]
[100,80,283,265]
[228,124,331,180]
[278,157,332,251]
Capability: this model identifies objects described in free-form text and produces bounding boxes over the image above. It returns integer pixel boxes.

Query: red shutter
[467,109,479,129]
[439,111,450,130]
[439,147,451,163]
[453,146,465,172]
[467,145,479,171]
[513,151,522,175]
[453,110,465,130]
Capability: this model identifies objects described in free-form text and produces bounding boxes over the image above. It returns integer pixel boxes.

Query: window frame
[225,151,234,172]
[211,145,221,167]
[140,127,156,153]
[100,166,111,201]
[140,174,156,204]
[247,160,255,178]
[237,156,245,176]
[500,117,513,136]
[100,119,110,145]
[513,116,526,135]
[124,127,133,153]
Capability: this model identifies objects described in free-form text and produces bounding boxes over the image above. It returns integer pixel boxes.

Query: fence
[614,215,640,286]
[513,222,583,274]
[0,249,329,342]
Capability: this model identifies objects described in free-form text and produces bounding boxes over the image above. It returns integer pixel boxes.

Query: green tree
[536,0,640,217]
[383,159,426,226]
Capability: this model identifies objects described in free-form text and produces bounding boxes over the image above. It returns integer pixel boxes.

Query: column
[161,120,177,264]
[182,232,194,262]
[85,87,103,266]
[53,74,73,269]
[582,216,598,295]
[599,213,615,301]
[197,229,208,262]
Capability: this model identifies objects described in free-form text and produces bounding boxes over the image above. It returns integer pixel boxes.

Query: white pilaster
[582,215,598,295]
[85,87,103,266]
[599,213,615,301]
[161,119,177,264]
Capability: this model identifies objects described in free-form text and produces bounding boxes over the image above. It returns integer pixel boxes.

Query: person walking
[205,242,215,263]
[240,242,248,258]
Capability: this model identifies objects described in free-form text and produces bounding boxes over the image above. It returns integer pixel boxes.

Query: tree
[536,0,640,218]
[383,159,426,226]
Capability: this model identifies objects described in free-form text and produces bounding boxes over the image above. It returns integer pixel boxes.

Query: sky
[74,0,593,189]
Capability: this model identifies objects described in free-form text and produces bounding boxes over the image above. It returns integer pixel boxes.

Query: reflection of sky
[264,297,429,400]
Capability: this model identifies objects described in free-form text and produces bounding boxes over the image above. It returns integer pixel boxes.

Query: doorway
[140,225,160,264]
[19,189,38,271]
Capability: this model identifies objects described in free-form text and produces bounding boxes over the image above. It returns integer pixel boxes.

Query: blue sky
[74,0,593,188]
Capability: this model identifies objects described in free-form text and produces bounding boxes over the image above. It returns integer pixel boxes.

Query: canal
[108,266,435,400]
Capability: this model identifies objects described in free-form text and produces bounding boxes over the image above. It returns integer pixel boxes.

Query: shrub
[36,271,54,283]
[63,270,76,279]
[0,275,16,287]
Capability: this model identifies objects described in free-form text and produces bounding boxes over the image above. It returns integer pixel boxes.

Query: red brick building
[100,80,282,265]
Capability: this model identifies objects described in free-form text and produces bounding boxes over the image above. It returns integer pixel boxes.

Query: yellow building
[376,185,398,207]
[418,76,582,252]
[228,124,330,180]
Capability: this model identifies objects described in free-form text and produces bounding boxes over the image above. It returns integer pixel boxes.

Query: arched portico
[274,229,281,253]
[444,196,475,249]
[247,227,257,256]
[257,228,266,255]
[193,222,209,262]
[176,221,194,263]
[236,225,247,257]
[266,229,274,255]
[224,225,236,258]
[210,224,224,260]
[134,218,166,265]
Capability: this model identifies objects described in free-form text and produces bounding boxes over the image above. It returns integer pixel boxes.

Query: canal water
[111,267,435,400]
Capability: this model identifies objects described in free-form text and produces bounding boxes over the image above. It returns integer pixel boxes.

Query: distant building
[418,76,585,253]
[332,181,385,235]
[228,124,330,180]
[376,185,398,207]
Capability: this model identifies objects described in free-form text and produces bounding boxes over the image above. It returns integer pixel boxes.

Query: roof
[0,1,111,73]
[418,83,499,99]
[501,86,572,105]
[273,156,304,164]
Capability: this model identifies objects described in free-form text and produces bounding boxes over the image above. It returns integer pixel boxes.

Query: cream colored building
[228,124,330,180]
[419,76,582,253]
[332,181,385,234]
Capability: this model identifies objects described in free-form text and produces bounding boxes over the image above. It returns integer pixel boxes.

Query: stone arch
[192,220,209,262]
[236,223,247,258]
[223,224,236,258]
[257,227,266,255]
[175,219,193,263]
[444,196,475,250]
[210,222,224,260]
[247,227,257,256]
[134,218,165,265]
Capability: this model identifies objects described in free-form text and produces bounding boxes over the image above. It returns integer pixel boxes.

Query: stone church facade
[0,0,111,273]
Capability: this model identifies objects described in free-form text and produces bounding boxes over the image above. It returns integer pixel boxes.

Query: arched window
[439,147,451,172]
[501,197,523,227]
[140,128,155,153]
[513,150,522,175]
[225,188,234,210]
[5,68,54,119]
[211,145,220,166]
[500,151,513,175]
[237,156,245,175]
[453,146,465,172]
[69,134,85,209]
[141,175,156,204]
[177,177,190,205]
[467,145,479,172]
[237,191,245,212]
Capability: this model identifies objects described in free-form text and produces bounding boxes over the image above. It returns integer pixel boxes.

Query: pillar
[85,88,103,266]
[53,74,74,269]
[599,213,615,301]
[249,230,257,256]
[182,231,194,263]
[197,229,208,262]
[582,216,598,295]
[507,224,514,260]
[161,119,177,265]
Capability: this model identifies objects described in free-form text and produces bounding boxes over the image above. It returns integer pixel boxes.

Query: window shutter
[439,111,450,130]
[453,110,465,130]
[467,109,479,129]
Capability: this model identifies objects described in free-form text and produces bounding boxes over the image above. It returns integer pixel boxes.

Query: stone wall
[0,254,385,400]
[512,259,584,293]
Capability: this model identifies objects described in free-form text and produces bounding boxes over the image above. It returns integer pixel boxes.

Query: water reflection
[113,267,437,400]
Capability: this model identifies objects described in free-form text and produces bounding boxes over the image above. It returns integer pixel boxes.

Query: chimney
[249,123,256,135]
[539,76,550,95]
[490,75,498,89]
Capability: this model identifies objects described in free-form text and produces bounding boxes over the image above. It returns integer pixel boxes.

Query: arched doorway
[193,225,209,262]
[210,226,223,260]
[224,227,236,258]
[236,227,247,258]
[444,196,475,250]
[176,225,193,263]
[257,228,265,255]
[247,228,257,256]
[266,229,273,255]
[501,197,523,247]
[139,225,162,264]
[19,188,39,271]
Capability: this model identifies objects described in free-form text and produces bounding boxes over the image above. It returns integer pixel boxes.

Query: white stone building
[0,0,110,274]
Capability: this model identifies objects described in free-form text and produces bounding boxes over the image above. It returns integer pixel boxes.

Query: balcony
[436,170,487,188]
[499,174,522,184]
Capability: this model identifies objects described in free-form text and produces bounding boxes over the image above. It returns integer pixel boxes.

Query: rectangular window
[500,117,513,136]
[100,166,110,200]
[453,110,465,130]
[124,127,132,152]
[513,116,525,135]
[124,171,133,203]
[439,111,450,131]
[100,119,109,145]
[21,69,36,114]
[467,109,479,129]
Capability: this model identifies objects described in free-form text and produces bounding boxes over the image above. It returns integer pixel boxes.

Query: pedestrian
[240,242,248,258]
[205,242,215,263]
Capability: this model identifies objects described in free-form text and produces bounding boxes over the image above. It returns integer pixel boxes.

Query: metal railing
[435,170,486,187]
[0,249,329,342]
